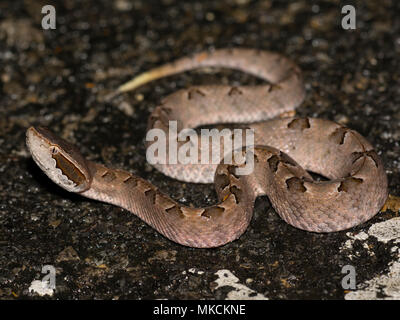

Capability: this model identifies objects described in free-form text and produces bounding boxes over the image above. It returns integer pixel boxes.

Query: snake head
[26,126,92,193]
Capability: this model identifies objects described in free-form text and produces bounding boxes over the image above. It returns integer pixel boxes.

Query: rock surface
[0,0,399,299]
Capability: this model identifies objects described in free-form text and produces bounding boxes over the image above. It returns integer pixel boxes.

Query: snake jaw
[26,126,92,193]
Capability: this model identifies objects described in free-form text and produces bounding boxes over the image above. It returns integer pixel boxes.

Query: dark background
[0,0,399,299]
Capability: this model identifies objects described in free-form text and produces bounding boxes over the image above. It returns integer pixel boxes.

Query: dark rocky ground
[0,0,399,300]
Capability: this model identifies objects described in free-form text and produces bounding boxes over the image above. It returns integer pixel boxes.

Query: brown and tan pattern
[26,49,388,248]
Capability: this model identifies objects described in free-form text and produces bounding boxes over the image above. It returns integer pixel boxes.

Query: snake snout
[26,126,92,193]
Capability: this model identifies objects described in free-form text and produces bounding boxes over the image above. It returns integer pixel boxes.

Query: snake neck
[80,161,257,248]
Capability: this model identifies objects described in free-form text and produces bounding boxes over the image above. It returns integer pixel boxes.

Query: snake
[26,48,388,248]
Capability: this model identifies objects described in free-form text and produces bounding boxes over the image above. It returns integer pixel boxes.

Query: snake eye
[51,146,59,155]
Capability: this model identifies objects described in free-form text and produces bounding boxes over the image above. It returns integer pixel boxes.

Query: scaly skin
[26,49,388,247]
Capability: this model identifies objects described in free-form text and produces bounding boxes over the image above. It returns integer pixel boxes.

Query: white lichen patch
[345,258,400,300]
[214,269,268,300]
[28,280,54,297]
[188,268,204,275]
[368,217,400,243]
[340,231,372,258]
[343,218,400,300]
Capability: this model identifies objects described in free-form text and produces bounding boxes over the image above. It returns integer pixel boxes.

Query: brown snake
[26,48,388,248]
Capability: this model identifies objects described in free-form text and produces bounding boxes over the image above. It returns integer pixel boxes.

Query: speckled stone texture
[0,0,399,299]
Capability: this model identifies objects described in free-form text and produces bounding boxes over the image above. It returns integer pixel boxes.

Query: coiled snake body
[26,49,388,248]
